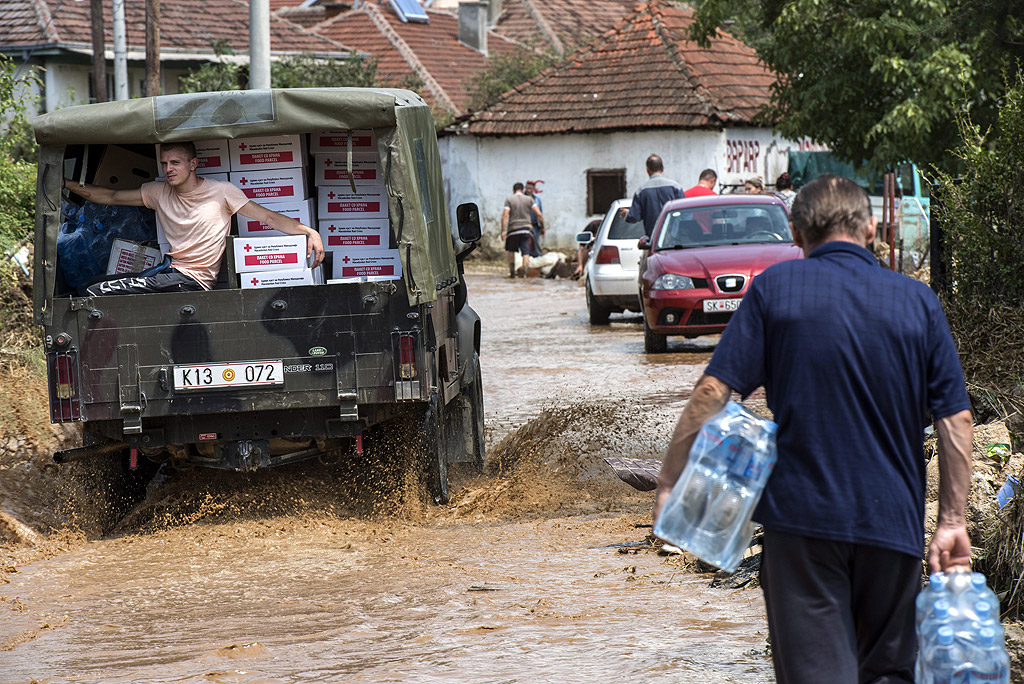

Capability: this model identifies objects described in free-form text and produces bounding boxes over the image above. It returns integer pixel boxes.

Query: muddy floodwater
[0,270,774,683]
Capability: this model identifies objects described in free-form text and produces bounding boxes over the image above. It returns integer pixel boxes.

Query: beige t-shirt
[141,179,250,289]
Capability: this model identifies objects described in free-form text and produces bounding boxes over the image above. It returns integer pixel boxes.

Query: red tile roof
[315,5,520,115]
[492,0,642,55]
[461,0,776,136]
[0,0,346,56]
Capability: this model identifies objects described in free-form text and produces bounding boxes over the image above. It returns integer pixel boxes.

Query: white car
[577,198,645,324]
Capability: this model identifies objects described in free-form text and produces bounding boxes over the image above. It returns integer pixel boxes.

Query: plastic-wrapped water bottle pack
[916,571,1009,683]
[654,401,777,573]
[56,200,157,291]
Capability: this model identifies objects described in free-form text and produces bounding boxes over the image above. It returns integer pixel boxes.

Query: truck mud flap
[336,331,357,420]
[117,343,142,434]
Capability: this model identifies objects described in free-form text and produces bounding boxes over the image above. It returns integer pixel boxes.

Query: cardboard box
[94,145,159,190]
[107,238,161,275]
[233,235,309,273]
[310,129,376,154]
[329,249,402,281]
[157,140,230,174]
[319,218,389,249]
[238,198,315,237]
[230,168,307,204]
[313,153,383,186]
[229,135,307,171]
[241,265,323,289]
[198,172,230,183]
[317,186,388,219]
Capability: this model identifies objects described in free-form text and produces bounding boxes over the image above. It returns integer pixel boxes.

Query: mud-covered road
[0,269,774,683]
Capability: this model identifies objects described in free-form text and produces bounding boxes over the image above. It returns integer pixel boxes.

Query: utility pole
[145,0,160,96]
[112,0,128,100]
[249,0,271,89]
[90,0,107,102]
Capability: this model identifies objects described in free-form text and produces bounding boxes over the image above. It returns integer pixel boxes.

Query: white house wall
[439,127,799,252]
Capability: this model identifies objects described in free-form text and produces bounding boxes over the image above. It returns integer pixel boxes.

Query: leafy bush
[0,54,40,250]
[179,44,379,93]
[933,71,1024,307]
[466,47,557,111]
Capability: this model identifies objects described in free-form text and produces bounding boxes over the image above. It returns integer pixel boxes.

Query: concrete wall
[439,126,796,252]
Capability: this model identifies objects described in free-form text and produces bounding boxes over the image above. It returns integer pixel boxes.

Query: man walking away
[619,155,684,237]
[684,169,718,197]
[501,182,543,278]
[654,174,973,684]
[524,180,544,259]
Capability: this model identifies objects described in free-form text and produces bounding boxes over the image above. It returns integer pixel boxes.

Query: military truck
[32,88,484,504]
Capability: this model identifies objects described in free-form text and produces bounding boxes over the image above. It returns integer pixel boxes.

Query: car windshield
[607,210,646,240]
[655,204,792,250]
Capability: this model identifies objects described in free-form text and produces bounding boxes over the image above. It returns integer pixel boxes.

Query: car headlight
[652,273,695,290]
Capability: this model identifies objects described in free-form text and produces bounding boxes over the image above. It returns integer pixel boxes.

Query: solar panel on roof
[389,0,430,23]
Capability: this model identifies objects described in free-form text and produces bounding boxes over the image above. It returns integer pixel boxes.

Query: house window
[587,169,626,216]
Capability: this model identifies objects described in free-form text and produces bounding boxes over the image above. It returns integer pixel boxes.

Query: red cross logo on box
[251,277,259,286]
[328,191,336,200]
[238,143,247,151]
[342,256,351,263]
[239,177,248,185]
[244,244,252,252]
[329,225,338,232]
[325,159,332,166]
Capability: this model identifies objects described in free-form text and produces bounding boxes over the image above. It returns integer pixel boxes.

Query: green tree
[179,44,379,93]
[688,0,1024,172]
[272,54,378,89]
[466,46,557,111]
[0,54,41,247]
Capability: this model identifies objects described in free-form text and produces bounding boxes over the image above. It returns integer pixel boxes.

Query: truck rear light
[48,350,82,422]
[397,334,416,380]
[596,245,620,265]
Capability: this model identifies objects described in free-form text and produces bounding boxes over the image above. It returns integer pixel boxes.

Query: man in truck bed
[64,141,325,296]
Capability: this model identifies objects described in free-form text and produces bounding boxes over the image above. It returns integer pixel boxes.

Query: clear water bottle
[918,573,952,628]
[654,401,777,573]
[922,625,968,684]
[970,627,1010,684]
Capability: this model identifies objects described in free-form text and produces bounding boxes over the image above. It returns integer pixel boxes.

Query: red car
[639,195,802,352]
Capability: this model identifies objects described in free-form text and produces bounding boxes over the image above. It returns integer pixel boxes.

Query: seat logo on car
[309,346,328,356]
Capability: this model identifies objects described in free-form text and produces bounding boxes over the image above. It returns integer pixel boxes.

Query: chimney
[487,0,502,25]
[458,2,488,55]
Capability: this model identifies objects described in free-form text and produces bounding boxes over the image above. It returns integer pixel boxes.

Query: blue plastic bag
[57,200,157,290]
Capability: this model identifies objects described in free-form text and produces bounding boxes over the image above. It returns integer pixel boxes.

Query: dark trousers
[760,528,920,684]
[85,269,204,296]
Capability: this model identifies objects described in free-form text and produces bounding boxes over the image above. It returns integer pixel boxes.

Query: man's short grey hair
[790,174,872,246]
[646,155,664,173]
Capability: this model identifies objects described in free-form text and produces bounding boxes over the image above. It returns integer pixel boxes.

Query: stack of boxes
[312,130,403,283]
[150,131,402,289]
[226,135,321,288]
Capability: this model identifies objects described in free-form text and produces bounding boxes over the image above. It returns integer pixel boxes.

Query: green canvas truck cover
[31,88,456,324]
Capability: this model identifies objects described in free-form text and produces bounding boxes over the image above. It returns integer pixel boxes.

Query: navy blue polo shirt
[705,241,970,557]
[625,174,684,237]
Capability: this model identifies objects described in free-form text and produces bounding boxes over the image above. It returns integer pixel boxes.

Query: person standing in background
[619,154,684,238]
[772,172,797,210]
[684,169,718,197]
[524,180,544,259]
[501,182,544,278]
[744,176,765,194]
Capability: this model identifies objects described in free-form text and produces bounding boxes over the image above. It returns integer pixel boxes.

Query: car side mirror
[638,235,651,250]
[456,203,481,243]
[575,231,594,245]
